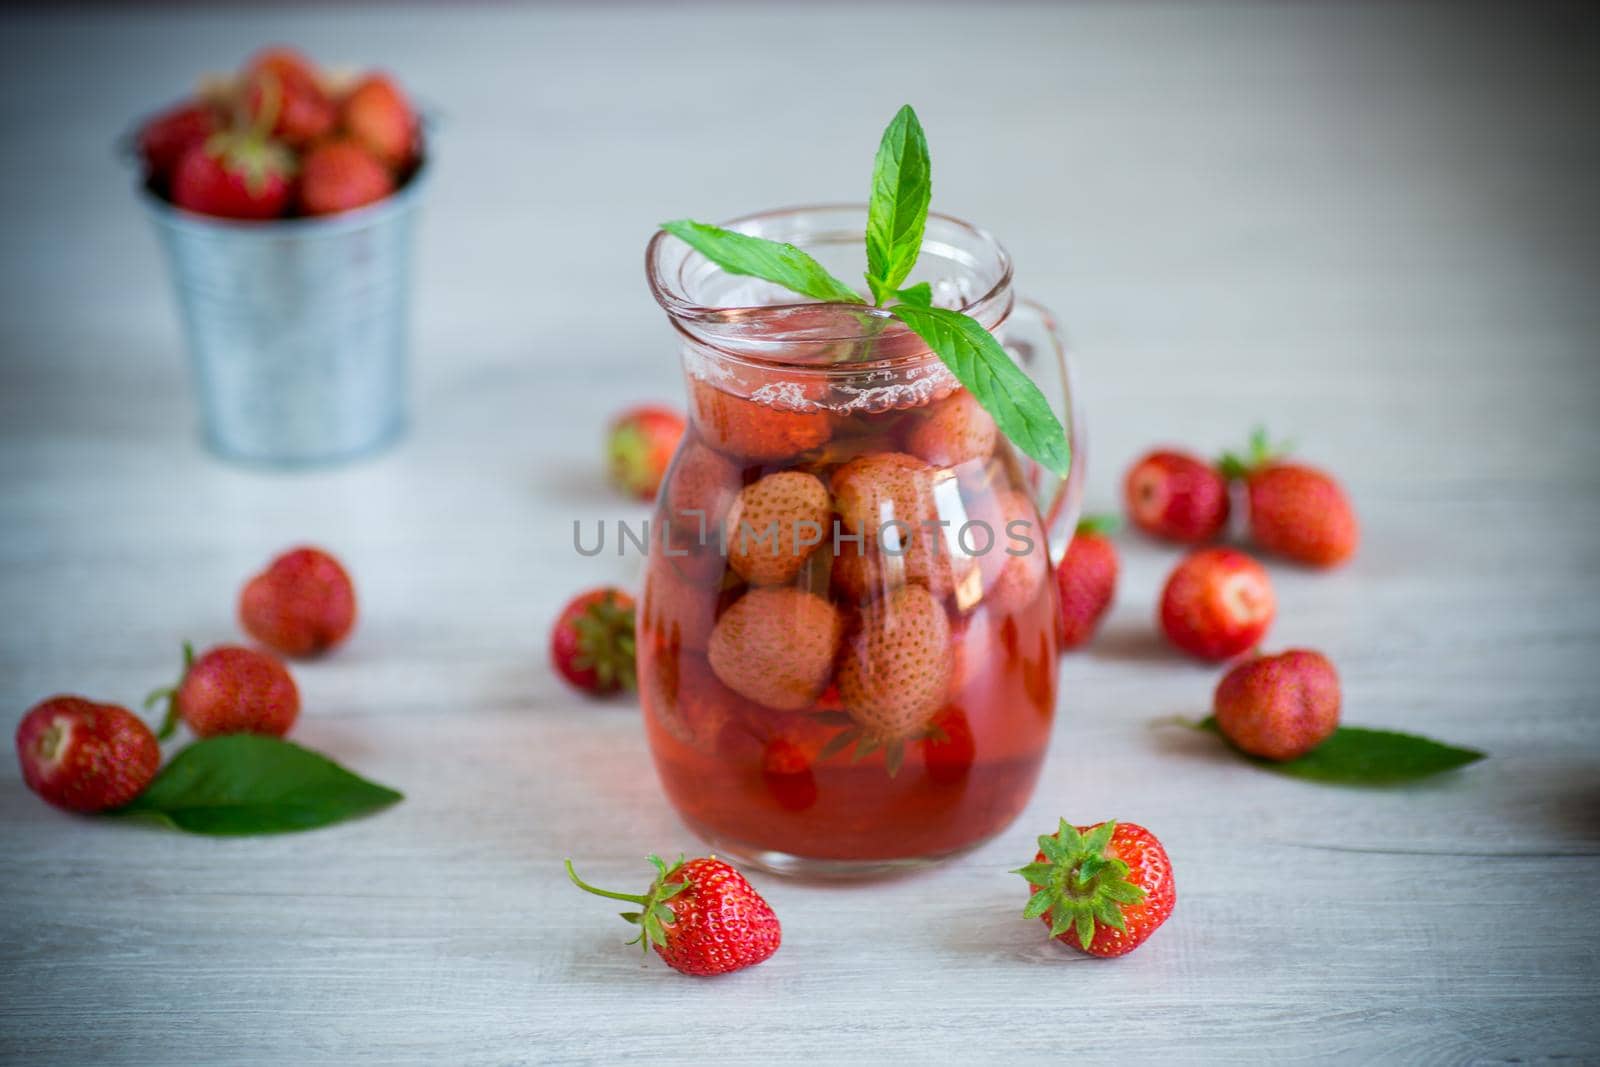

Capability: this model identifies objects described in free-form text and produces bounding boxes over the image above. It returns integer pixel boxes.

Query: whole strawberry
[340,73,418,170]
[1055,515,1119,650]
[299,140,395,216]
[1214,649,1340,760]
[1124,449,1230,543]
[15,697,161,813]
[1016,819,1175,958]
[151,643,300,739]
[606,405,685,501]
[709,587,841,710]
[551,588,638,695]
[170,131,294,220]
[242,46,336,148]
[137,102,219,189]
[1159,547,1275,660]
[566,854,781,976]
[239,546,357,658]
[689,379,831,462]
[1220,429,1358,568]
[725,470,831,585]
[904,389,997,468]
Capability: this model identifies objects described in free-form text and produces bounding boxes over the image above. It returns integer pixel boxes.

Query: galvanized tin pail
[142,168,427,465]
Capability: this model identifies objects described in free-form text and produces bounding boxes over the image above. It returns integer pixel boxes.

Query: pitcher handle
[1007,296,1086,562]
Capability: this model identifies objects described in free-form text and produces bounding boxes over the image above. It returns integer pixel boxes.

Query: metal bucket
[142,168,427,465]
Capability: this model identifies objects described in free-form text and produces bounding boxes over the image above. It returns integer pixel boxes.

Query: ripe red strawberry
[340,73,417,170]
[1055,516,1119,650]
[1017,819,1176,958]
[725,470,831,585]
[1124,449,1230,543]
[607,405,685,501]
[239,546,357,658]
[689,379,832,462]
[904,389,996,468]
[170,133,294,220]
[1220,430,1358,568]
[566,854,781,976]
[155,643,301,738]
[137,102,219,188]
[551,588,637,695]
[242,47,335,148]
[837,584,953,768]
[299,140,394,216]
[707,587,841,710]
[15,696,161,813]
[1214,649,1341,760]
[1159,547,1275,661]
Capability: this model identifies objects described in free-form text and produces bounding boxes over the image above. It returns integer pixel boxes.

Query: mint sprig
[657,105,1072,478]
[865,104,932,306]
[659,219,861,305]
[889,304,1073,476]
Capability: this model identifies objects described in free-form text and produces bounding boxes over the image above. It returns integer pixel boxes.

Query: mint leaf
[889,304,1072,477]
[1199,718,1485,784]
[894,282,933,308]
[865,105,932,305]
[115,735,403,834]
[660,219,861,305]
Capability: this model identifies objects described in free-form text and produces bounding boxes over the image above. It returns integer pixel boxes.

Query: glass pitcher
[640,205,1084,877]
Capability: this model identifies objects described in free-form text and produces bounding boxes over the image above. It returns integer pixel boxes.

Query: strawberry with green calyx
[606,405,685,501]
[147,642,301,740]
[550,588,637,695]
[170,71,295,220]
[565,855,781,976]
[1219,427,1358,568]
[1015,819,1175,958]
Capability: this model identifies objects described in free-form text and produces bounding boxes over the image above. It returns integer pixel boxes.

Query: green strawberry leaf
[865,104,932,306]
[114,735,403,834]
[889,304,1072,477]
[1198,717,1485,784]
[659,219,862,305]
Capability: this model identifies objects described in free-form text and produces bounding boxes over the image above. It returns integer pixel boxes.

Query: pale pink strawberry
[707,588,842,710]
[725,471,831,586]
[904,390,996,468]
[976,488,1050,616]
[831,451,973,599]
[838,584,953,743]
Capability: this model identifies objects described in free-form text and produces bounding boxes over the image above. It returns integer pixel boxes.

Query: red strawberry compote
[642,205,1080,876]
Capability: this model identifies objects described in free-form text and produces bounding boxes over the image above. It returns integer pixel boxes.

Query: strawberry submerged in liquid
[639,384,1059,862]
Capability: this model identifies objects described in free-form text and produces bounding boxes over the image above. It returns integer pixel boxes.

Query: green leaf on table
[1198,717,1485,784]
[888,303,1072,477]
[115,735,403,834]
[659,219,862,305]
[865,104,932,306]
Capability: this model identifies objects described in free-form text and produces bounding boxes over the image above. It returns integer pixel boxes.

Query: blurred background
[1,4,1598,1062]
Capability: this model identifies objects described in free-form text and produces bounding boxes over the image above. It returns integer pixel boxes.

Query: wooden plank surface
[1,3,1597,1063]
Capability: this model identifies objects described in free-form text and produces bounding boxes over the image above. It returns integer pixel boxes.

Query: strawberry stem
[566,856,689,954]
[144,641,195,741]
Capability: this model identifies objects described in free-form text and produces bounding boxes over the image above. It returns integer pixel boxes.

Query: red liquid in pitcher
[639,379,1058,863]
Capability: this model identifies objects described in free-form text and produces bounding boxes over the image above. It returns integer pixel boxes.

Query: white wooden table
[3,4,1597,1063]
